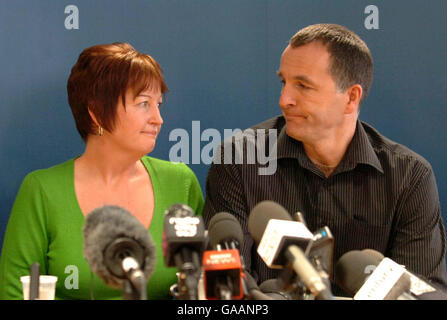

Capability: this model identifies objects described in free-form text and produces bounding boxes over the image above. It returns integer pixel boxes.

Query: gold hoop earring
[98,126,103,136]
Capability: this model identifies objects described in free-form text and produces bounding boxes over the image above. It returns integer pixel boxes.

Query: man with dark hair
[203,23,447,296]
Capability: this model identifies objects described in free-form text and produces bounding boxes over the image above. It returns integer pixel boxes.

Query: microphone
[243,271,274,300]
[208,212,244,251]
[202,249,243,300]
[259,279,292,300]
[83,205,156,300]
[29,262,40,300]
[163,204,205,300]
[335,249,447,300]
[206,212,276,300]
[291,210,334,280]
[289,209,335,295]
[335,249,415,300]
[248,200,334,300]
[248,201,313,267]
[205,212,245,300]
[292,211,307,226]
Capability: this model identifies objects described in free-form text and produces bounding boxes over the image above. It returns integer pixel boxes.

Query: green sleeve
[0,173,49,300]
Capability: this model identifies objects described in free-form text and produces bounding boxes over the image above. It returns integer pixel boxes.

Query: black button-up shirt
[203,115,447,295]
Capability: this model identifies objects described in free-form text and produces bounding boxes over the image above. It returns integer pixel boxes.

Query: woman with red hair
[0,43,204,300]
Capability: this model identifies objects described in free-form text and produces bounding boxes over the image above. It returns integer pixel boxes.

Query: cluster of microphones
[77,201,447,300]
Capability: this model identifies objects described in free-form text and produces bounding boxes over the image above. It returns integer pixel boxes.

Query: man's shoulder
[250,115,286,131]
[212,116,283,171]
[226,115,285,143]
[361,121,433,172]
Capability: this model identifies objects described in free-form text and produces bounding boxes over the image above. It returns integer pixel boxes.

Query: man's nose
[279,84,296,109]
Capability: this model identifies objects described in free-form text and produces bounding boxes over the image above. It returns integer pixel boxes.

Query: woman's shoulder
[22,158,74,186]
[141,156,195,177]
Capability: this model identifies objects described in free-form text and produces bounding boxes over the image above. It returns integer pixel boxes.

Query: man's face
[277,42,349,144]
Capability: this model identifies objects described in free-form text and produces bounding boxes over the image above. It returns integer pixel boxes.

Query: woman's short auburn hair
[67,42,168,141]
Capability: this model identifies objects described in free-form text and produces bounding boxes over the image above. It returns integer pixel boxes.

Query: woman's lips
[141,130,158,136]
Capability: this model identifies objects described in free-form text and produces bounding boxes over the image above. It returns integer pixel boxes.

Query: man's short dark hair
[290,23,373,105]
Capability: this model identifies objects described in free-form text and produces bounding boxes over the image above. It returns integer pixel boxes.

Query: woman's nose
[149,104,163,126]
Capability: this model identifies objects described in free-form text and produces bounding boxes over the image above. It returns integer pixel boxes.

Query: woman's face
[106,85,163,156]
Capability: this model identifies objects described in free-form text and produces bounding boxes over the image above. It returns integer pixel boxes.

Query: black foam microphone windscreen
[83,205,156,288]
[208,212,244,249]
[259,279,291,300]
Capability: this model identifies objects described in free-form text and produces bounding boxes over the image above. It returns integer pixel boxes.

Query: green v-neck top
[0,156,204,300]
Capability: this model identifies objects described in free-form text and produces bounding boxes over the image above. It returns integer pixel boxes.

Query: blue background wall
[1,1,446,253]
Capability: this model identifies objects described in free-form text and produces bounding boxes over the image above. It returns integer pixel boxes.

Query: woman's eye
[137,100,162,110]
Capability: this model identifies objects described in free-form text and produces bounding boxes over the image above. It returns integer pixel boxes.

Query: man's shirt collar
[275,117,384,174]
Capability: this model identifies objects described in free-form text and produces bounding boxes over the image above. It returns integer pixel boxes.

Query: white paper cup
[20,275,58,300]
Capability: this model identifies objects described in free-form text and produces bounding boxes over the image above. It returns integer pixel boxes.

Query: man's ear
[344,84,362,115]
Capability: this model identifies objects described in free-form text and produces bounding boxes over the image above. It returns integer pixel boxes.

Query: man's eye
[298,83,309,89]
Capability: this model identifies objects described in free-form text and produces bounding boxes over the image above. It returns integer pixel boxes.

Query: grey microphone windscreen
[248,200,292,243]
[83,205,156,288]
[208,212,243,248]
[362,249,385,261]
[334,250,382,296]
